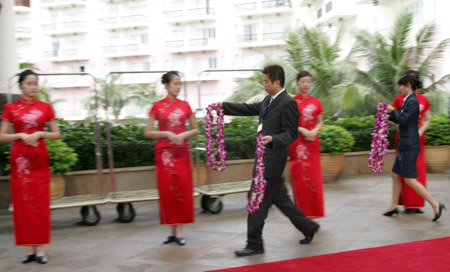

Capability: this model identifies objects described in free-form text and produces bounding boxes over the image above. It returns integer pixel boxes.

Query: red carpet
[209,237,450,272]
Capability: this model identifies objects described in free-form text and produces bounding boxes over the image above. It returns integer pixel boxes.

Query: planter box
[0,149,423,208]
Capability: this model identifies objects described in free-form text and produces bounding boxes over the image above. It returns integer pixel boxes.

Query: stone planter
[320,153,345,183]
[50,175,65,198]
[424,145,449,173]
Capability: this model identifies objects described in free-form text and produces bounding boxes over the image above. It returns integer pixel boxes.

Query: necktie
[263,96,274,114]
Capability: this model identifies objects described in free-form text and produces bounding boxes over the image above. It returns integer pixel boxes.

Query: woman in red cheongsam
[288,71,325,219]
[144,71,198,246]
[0,70,61,264]
[391,70,431,214]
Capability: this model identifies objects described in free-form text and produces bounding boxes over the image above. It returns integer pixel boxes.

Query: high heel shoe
[163,236,176,244]
[21,254,35,264]
[432,203,446,222]
[383,208,399,216]
[174,237,186,246]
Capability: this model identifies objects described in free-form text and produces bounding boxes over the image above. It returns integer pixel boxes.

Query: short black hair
[18,69,38,84]
[397,74,421,91]
[296,70,312,81]
[161,71,180,84]
[262,65,285,87]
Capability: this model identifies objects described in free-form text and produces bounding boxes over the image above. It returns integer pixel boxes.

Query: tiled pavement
[0,173,449,272]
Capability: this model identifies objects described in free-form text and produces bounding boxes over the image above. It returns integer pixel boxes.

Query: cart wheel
[80,206,101,226]
[207,197,223,214]
[117,203,136,223]
[201,195,211,211]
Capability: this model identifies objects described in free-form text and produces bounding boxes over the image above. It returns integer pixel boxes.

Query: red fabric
[150,97,194,225]
[288,94,324,219]
[392,94,430,208]
[149,97,193,150]
[207,237,450,272]
[1,98,56,246]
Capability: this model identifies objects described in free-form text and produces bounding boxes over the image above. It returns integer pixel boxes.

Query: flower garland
[368,103,390,174]
[205,103,227,172]
[247,134,267,214]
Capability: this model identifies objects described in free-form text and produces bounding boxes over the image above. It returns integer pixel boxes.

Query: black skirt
[392,149,420,178]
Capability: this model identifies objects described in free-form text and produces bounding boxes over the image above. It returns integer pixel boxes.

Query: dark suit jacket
[389,93,420,150]
[223,90,299,178]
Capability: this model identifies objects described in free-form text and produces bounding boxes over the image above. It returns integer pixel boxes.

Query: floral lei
[368,103,390,174]
[247,134,267,214]
[205,103,227,172]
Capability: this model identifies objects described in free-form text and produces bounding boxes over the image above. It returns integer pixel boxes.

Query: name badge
[257,124,263,132]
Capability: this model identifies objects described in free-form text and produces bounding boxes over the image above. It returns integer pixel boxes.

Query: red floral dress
[288,94,325,219]
[1,98,57,246]
[392,93,431,209]
[149,97,194,225]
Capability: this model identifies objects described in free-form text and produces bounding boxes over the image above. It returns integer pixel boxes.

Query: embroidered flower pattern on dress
[302,104,317,122]
[168,108,183,128]
[16,156,31,175]
[21,109,43,130]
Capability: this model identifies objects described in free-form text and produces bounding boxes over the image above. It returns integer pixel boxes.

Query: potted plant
[45,139,78,198]
[424,114,450,173]
[319,125,355,182]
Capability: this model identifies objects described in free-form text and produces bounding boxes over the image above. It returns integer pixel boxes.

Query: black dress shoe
[432,203,446,222]
[300,224,320,245]
[22,254,35,264]
[163,236,176,244]
[174,237,186,246]
[235,248,264,257]
[405,208,424,214]
[35,256,48,264]
[383,208,399,216]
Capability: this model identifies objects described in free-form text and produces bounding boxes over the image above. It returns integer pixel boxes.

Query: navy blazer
[223,90,299,178]
[389,93,420,150]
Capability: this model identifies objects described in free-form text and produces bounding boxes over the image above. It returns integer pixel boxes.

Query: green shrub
[319,125,355,155]
[45,139,78,175]
[325,116,397,151]
[0,142,9,176]
[426,114,450,146]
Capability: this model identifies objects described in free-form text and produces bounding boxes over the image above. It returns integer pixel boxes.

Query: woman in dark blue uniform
[383,74,445,221]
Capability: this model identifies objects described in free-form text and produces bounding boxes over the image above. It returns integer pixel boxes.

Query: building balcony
[15,27,32,39]
[299,0,323,7]
[165,38,218,53]
[99,15,148,30]
[236,32,285,47]
[46,76,92,88]
[43,49,90,62]
[164,7,216,24]
[101,44,150,58]
[318,1,357,26]
[235,0,292,17]
[41,21,88,36]
[40,0,87,9]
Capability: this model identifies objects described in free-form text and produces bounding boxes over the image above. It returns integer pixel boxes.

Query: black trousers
[247,177,318,249]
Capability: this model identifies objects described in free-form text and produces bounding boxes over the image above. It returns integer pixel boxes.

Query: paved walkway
[0,173,449,272]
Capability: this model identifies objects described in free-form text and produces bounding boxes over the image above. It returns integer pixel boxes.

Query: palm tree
[351,11,450,101]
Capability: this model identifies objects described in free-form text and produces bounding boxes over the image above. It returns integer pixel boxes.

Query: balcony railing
[165,40,185,48]
[43,49,83,58]
[16,27,31,34]
[262,0,291,8]
[262,32,284,40]
[99,15,148,26]
[164,7,216,19]
[237,34,259,43]
[188,38,211,46]
[41,21,87,32]
[235,2,257,12]
[101,44,149,56]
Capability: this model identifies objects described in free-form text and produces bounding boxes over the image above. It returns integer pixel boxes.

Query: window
[407,1,423,25]
[317,8,322,18]
[172,58,187,71]
[242,54,264,68]
[243,24,258,41]
[132,62,150,71]
[109,35,120,45]
[326,1,332,13]
[132,33,148,44]
[198,28,216,39]
[198,57,217,71]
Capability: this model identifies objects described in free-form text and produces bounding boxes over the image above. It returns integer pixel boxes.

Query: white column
[0,0,19,96]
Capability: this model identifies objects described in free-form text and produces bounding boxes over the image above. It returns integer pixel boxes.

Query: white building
[11,0,450,120]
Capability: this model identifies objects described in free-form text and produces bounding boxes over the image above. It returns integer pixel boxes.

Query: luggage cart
[102,71,198,223]
[194,68,261,214]
[7,72,108,226]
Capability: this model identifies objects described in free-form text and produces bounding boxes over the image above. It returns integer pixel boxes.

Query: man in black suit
[218,65,320,256]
